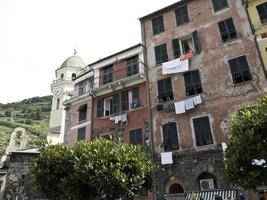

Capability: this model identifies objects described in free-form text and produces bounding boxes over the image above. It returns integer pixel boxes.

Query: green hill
[0,95,52,156]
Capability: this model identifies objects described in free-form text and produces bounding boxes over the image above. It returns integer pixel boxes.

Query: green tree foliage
[5,108,15,117]
[225,95,267,191]
[31,138,154,200]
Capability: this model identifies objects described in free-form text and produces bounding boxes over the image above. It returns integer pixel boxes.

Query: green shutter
[172,39,181,58]
[112,94,119,114]
[121,91,128,111]
[132,88,139,108]
[96,99,103,118]
[192,30,202,53]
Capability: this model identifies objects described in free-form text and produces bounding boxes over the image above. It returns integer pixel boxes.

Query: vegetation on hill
[0,95,52,157]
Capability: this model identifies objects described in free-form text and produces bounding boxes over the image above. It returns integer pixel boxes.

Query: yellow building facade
[247,0,267,73]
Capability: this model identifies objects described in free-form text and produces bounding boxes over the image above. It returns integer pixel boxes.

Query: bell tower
[47,52,86,144]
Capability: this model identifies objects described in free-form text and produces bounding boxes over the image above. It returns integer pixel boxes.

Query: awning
[185,189,237,200]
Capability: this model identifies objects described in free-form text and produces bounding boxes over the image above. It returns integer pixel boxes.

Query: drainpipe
[140,21,157,200]
[243,0,267,79]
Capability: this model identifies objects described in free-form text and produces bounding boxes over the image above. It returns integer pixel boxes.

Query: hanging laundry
[185,98,194,110]
[168,102,175,111]
[156,104,163,111]
[163,102,169,112]
[161,152,173,165]
[121,114,127,123]
[180,51,194,61]
[174,101,185,114]
[193,95,202,105]
[162,58,189,75]
[115,115,122,124]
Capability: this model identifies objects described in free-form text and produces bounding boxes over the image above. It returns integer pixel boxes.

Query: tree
[225,95,267,191]
[31,138,154,200]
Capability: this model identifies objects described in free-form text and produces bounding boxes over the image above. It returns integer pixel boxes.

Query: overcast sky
[0,0,180,104]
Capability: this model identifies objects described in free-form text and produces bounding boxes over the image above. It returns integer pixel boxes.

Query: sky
[0,0,180,104]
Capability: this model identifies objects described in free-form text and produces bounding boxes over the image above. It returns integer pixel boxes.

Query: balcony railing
[95,62,145,87]
[67,62,146,101]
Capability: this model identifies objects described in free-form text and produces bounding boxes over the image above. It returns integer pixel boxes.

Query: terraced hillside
[0,96,52,157]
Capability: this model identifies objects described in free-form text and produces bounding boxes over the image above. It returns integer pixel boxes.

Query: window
[56,99,60,109]
[96,95,119,118]
[77,127,86,141]
[152,15,165,35]
[212,0,229,12]
[229,55,252,84]
[256,2,267,24]
[103,65,113,84]
[157,78,173,102]
[172,30,201,57]
[175,6,189,26]
[218,18,237,42]
[184,70,203,96]
[78,82,86,96]
[60,73,64,79]
[169,183,184,194]
[121,88,139,111]
[127,56,139,76]
[198,172,216,190]
[193,116,213,146]
[162,122,179,151]
[71,73,76,81]
[78,104,87,122]
[155,43,168,64]
[129,128,142,145]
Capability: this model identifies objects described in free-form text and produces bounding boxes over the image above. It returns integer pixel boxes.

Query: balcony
[92,62,146,96]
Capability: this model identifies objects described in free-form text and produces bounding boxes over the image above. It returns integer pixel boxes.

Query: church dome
[60,55,86,69]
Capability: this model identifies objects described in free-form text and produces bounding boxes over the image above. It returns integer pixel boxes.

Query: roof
[185,189,238,200]
[139,0,186,21]
[60,55,86,69]
[87,44,142,67]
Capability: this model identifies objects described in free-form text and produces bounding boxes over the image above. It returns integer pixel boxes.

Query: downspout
[140,21,157,200]
[243,0,267,79]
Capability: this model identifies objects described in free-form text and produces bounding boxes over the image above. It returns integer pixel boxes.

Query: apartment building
[139,0,266,199]
[245,0,267,75]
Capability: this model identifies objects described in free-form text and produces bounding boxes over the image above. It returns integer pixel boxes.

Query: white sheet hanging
[162,58,189,75]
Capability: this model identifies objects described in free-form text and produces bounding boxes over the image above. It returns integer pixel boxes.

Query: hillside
[0,95,52,157]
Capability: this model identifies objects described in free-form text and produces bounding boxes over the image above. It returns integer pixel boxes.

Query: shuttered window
[96,99,104,118]
[218,18,237,42]
[112,94,119,114]
[157,78,173,102]
[155,43,168,65]
[175,6,189,26]
[212,0,229,12]
[184,70,203,96]
[172,39,181,58]
[78,104,87,121]
[77,127,86,141]
[103,65,113,84]
[122,88,139,111]
[192,30,202,53]
[229,55,252,84]
[129,128,142,145]
[127,55,139,76]
[162,122,179,151]
[152,15,165,35]
[193,116,213,146]
[256,2,267,24]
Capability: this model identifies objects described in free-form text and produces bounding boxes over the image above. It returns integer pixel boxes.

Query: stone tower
[47,52,86,144]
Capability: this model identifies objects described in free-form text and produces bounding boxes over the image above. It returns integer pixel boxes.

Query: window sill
[194,143,216,151]
[232,79,254,87]
[78,119,87,124]
[176,21,190,27]
[221,37,239,45]
[212,6,230,15]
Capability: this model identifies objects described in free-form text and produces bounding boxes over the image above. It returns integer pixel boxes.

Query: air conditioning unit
[199,179,214,190]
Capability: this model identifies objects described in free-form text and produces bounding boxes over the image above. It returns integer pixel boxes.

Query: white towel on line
[162,58,189,75]
[174,101,185,114]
